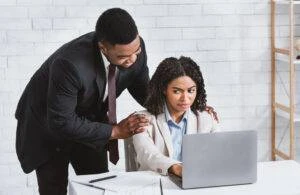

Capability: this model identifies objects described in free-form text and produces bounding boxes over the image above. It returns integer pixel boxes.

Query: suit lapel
[94,42,106,112]
[156,113,174,157]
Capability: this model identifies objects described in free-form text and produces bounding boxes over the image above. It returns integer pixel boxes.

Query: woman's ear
[163,89,166,95]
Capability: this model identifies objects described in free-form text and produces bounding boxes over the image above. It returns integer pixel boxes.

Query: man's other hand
[205,105,219,123]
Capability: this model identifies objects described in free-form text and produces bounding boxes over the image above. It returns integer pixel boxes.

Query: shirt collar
[164,103,189,125]
[100,51,110,70]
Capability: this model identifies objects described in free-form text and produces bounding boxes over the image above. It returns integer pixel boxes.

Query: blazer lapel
[186,111,198,134]
[94,44,106,112]
[156,113,173,157]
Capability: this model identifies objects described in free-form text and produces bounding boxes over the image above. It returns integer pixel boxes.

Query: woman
[132,56,219,177]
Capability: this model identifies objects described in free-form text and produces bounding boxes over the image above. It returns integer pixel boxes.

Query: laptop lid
[181,130,257,189]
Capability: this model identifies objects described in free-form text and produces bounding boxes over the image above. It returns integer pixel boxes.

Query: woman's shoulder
[195,110,210,116]
[136,110,156,121]
[134,110,157,138]
[195,109,219,132]
[195,110,215,121]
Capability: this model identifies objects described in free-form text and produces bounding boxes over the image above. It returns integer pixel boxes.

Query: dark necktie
[107,64,119,164]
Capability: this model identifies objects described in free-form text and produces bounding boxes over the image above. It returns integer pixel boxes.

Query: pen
[89,175,117,183]
[73,181,106,191]
[73,181,117,192]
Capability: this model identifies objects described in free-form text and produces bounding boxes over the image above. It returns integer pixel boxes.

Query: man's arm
[47,59,112,149]
[47,59,148,148]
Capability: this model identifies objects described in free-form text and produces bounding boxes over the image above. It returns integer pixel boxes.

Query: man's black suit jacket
[15,32,149,174]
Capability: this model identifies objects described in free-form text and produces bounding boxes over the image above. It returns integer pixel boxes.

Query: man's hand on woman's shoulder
[110,112,149,139]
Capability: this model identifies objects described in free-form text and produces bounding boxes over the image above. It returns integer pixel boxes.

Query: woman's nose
[180,92,189,101]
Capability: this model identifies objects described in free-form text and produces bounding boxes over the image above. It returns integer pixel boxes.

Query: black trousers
[36,143,108,195]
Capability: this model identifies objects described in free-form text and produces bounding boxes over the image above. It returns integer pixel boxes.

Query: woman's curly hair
[144,56,207,116]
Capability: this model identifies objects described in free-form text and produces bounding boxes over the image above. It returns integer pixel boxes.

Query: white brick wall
[0,0,299,194]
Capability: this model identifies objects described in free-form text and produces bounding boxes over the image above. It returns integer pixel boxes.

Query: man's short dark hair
[95,8,138,45]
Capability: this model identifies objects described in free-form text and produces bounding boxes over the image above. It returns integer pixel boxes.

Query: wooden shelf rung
[274,148,290,160]
[275,102,290,113]
[275,48,290,55]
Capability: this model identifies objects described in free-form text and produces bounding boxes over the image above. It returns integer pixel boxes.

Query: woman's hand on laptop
[168,164,182,177]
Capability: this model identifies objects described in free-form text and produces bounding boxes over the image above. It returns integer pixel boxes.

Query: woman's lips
[177,104,190,109]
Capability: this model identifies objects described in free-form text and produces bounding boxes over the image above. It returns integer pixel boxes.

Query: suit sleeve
[127,38,150,106]
[132,119,180,175]
[47,59,111,149]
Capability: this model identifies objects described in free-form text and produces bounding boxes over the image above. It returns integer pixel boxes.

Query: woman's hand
[168,164,182,177]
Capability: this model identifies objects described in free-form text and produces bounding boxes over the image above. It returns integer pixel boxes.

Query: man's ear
[98,42,107,54]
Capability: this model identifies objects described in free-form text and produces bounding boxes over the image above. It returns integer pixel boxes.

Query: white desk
[69,160,300,195]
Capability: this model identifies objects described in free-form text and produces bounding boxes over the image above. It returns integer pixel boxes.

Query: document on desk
[72,171,160,194]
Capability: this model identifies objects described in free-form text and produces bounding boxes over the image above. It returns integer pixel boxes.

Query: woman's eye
[188,89,196,93]
[173,90,180,94]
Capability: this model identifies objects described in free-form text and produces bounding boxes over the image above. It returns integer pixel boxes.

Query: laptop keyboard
[168,173,182,188]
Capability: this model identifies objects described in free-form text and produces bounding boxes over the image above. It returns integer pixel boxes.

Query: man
[15,8,149,194]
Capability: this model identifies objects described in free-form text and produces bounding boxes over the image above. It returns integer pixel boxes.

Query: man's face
[99,35,141,68]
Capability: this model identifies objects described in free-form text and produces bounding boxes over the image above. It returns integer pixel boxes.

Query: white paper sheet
[71,171,160,194]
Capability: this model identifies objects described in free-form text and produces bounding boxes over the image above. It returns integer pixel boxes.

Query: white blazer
[132,110,218,175]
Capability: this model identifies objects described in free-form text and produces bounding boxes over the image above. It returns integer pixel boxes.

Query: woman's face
[164,76,197,116]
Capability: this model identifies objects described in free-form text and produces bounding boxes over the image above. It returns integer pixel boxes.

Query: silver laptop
[169,130,257,189]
